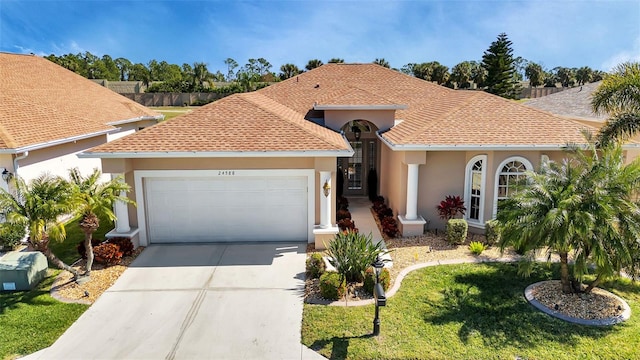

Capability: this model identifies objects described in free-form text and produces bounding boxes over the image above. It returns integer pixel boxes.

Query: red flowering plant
[437,195,466,220]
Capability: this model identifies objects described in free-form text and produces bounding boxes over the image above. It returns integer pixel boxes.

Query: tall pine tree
[481,33,521,99]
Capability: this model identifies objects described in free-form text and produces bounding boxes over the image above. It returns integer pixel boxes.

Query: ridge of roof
[239,93,348,150]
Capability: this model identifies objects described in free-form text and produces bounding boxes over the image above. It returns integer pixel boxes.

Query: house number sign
[217,170,236,176]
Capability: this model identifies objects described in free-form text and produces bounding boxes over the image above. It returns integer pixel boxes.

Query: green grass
[302,263,640,359]
[149,106,196,121]
[0,271,88,359]
[48,213,114,265]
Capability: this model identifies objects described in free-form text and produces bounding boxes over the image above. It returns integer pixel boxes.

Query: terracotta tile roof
[0,53,161,150]
[524,82,607,121]
[89,92,349,153]
[87,63,596,155]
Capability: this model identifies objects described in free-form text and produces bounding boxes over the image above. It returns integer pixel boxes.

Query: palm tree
[305,59,323,71]
[498,139,640,293]
[0,174,79,277]
[279,63,302,80]
[68,168,133,277]
[373,58,390,68]
[592,62,640,146]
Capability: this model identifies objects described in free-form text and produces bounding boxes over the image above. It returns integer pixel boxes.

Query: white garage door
[144,176,308,243]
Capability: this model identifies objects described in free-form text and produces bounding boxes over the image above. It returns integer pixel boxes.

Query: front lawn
[0,272,88,359]
[302,263,640,359]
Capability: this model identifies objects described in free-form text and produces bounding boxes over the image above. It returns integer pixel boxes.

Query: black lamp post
[372,254,386,336]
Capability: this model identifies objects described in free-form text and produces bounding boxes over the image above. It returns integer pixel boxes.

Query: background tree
[498,140,640,293]
[575,66,593,85]
[481,33,521,99]
[469,61,487,88]
[114,57,132,81]
[279,63,302,80]
[0,175,79,278]
[524,62,544,87]
[68,168,133,277]
[451,61,473,89]
[553,66,575,87]
[305,59,323,71]
[373,58,390,68]
[224,58,238,81]
[192,62,213,90]
[129,63,151,87]
[592,62,640,145]
[328,58,344,63]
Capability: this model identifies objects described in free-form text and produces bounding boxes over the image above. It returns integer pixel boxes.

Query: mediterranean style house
[81,63,609,247]
[0,52,162,194]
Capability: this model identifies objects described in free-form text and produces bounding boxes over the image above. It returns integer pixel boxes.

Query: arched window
[464,155,487,225]
[493,157,533,215]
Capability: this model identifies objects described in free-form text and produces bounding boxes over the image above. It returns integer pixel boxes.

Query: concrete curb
[524,281,632,326]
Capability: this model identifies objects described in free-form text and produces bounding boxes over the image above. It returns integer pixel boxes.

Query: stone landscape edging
[524,281,632,326]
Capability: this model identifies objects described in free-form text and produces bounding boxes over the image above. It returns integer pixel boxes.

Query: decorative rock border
[524,281,632,326]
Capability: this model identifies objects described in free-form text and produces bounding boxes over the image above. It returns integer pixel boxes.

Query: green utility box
[0,251,48,291]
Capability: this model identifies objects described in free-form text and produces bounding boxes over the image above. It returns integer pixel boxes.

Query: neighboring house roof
[85,63,598,156]
[524,82,608,122]
[0,53,162,152]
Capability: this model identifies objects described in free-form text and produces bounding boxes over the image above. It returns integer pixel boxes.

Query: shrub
[93,243,123,266]
[325,231,388,282]
[337,196,349,211]
[337,218,356,232]
[381,217,399,238]
[106,237,134,256]
[0,222,26,250]
[437,195,467,220]
[306,253,326,279]
[484,220,501,246]
[77,238,104,259]
[469,241,486,255]
[446,219,468,245]
[336,209,351,221]
[363,266,391,295]
[319,272,346,300]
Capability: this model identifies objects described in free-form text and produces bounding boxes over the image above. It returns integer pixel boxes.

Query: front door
[338,139,378,197]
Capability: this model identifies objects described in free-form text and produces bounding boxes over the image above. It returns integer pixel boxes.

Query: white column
[319,171,332,228]
[113,175,131,233]
[405,163,419,220]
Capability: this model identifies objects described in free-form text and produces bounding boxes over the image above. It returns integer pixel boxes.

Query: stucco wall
[108,156,338,233]
[16,136,107,182]
[323,110,396,132]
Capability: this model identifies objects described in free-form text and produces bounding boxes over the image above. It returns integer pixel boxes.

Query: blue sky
[1,0,639,73]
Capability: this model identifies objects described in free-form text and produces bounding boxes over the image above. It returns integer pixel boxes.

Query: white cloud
[601,36,640,71]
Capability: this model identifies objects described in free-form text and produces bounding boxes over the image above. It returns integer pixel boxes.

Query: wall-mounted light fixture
[2,168,13,183]
[351,124,362,141]
[322,180,331,197]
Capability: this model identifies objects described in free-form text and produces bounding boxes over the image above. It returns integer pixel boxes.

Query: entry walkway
[346,197,393,267]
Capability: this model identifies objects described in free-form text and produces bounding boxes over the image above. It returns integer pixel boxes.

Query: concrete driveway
[28,243,323,360]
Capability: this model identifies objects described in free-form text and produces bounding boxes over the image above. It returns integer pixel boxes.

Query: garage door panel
[145,176,307,243]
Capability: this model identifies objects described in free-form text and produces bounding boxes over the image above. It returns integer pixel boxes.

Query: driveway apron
[31,243,309,360]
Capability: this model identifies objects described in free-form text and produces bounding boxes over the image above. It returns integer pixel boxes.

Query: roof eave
[0,128,117,154]
[106,114,164,126]
[313,104,408,111]
[376,132,640,151]
[78,149,355,159]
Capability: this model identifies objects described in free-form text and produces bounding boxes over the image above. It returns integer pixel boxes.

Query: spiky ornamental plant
[68,168,134,277]
[437,195,466,220]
